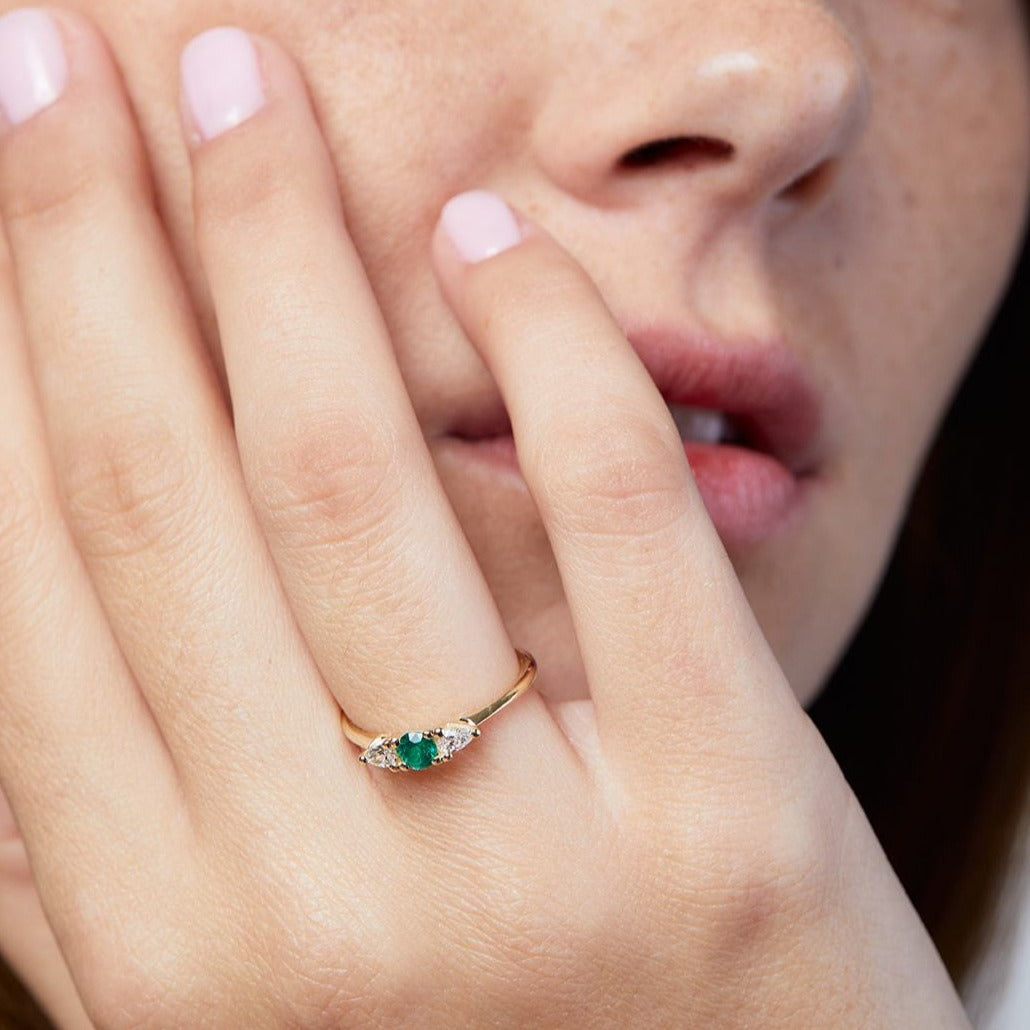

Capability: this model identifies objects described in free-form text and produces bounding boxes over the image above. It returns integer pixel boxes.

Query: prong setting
[358,720,481,771]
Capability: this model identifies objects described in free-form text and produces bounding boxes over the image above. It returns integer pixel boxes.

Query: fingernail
[0,8,68,126]
[441,190,523,264]
[180,26,265,142]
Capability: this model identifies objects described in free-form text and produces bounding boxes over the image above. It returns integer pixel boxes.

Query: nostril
[620,135,735,170]
[778,156,839,204]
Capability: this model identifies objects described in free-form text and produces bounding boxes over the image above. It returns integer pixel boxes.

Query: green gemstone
[396,731,437,770]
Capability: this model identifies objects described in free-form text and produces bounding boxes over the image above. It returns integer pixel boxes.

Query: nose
[532,1,869,213]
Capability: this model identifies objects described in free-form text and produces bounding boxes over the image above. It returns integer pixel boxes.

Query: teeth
[669,404,730,444]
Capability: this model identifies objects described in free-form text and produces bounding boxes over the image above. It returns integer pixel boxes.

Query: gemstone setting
[357,721,481,772]
[360,736,403,769]
[437,721,479,758]
[396,731,437,770]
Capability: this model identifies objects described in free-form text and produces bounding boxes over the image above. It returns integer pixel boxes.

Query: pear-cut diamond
[437,721,479,758]
[360,736,402,769]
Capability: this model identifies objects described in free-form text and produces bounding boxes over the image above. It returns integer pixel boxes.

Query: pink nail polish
[180,27,265,142]
[441,190,523,264]
[0,8,68,126]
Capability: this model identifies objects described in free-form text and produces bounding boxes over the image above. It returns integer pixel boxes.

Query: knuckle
[703,794,841,954]
[191,124,325,248]
[0,107,148,233]
[471,242,596,334]
[217,866,371,1029]
[265,929,370,1030]
[71,913,205,1030]
[61,414,206,563]
[252,405,411,551]
[633,745,850,967]
[194,149,286,239]
[531,405,691,541]
[79,961,181,1030]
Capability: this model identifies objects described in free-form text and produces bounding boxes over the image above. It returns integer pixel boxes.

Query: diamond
[436,721,479,759]
[360,736,401,769]
[396,731,438,770]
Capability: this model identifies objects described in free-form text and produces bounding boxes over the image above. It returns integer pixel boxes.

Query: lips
[624,325,827,478]
[441,324,828,545]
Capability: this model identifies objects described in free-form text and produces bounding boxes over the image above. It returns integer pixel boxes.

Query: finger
[432,191,806,779]
[179,28,567,777]
[0,8,353,808]
[0,211,176,925]
[0,782,93,1030]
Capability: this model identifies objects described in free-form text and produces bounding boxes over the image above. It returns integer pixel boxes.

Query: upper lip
[445,323,828,478]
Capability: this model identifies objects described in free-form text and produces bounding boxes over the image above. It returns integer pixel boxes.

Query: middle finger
[179,27,566,773]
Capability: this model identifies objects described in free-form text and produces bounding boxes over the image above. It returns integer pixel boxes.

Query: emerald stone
[396,731,437,770]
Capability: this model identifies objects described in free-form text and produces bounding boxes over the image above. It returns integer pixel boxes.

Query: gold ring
[339,649,537,771]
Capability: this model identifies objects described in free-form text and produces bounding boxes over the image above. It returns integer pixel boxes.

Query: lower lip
[443,434,812,546]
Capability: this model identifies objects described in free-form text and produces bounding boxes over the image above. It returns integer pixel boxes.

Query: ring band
[340,649,537,771]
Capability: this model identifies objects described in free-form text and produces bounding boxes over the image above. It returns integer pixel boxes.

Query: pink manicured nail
[180,27,265,142]
[0,8,68,126]
[441,190,523,263]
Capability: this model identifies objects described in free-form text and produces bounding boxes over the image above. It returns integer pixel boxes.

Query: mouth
[441,325,828,546]
[626,324,827,478]
[667,404,747,446]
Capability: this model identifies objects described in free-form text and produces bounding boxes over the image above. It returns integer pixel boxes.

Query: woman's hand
[0,11,968,1028]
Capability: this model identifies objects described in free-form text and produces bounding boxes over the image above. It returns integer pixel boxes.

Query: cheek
[835,2,1028,505]
[762,4,1030,700]
[49,0,516,383]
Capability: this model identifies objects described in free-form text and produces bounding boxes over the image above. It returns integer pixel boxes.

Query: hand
[0,12,968,1028]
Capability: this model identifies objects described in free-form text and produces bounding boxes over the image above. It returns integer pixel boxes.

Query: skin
[0,0,1025,1026]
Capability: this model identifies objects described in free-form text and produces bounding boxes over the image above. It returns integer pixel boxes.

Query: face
[14,0,1030,705]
